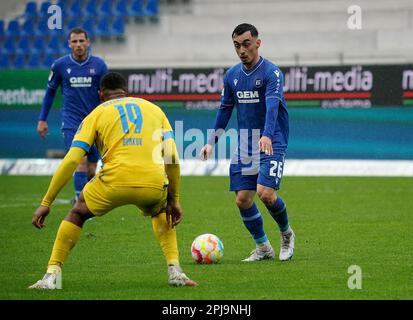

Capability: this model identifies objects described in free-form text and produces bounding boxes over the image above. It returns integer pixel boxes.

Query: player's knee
[235,194,254,209]
[257,187,276,206]
[65,209,89,227]
[65,195,94,227]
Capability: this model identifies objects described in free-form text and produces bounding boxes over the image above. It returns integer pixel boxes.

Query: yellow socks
[151,212,180,266]
[47,214,179,272]
[48,220,82,268]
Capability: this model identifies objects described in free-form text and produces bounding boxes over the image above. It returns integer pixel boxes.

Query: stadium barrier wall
[113,64,413,108]
[1,64,412,109]
[1,107,412,160]
[1,158,413,177]
[1,65,412,164]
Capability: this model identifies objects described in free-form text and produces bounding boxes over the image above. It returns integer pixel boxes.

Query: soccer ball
[191,233,224,264]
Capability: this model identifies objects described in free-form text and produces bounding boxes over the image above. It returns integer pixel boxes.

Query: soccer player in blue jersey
[37,27,108,203]
[200,23,295,262]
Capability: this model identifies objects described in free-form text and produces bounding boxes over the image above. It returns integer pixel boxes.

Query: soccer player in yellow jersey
[28,72,197,289]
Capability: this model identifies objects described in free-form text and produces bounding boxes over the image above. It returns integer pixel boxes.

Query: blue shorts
[229,152,286,192]
[62,129,100,163]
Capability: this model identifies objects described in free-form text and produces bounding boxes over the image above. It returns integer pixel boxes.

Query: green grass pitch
[0,175,412,300]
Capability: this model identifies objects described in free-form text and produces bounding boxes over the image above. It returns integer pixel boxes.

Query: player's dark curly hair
[232,23,259,38]
[100,72,127,91]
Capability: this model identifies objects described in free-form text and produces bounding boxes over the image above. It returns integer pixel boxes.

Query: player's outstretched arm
[164,162,183,227]
[38,86,58,139]
[33,147,86,228]
[163,137,183,227]
[201,101,234,161]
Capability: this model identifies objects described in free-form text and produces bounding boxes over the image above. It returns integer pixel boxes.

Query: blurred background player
[200,23,295,262]
[29,72,197,289]
[37,27,108,204]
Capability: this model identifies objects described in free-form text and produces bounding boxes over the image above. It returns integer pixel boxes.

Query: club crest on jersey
[90,68,95,74]
[66,68,71,74]
[233,79,238,86]
[255,79,263,88]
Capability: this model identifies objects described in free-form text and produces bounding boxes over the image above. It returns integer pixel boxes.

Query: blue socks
[73,171,88,199]
[239,203,268,244]
[266,197,289,232]
[240,197,290,244]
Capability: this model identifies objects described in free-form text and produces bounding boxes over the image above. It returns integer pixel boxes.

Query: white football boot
[168,265,198,287]
[279,228,295,261]
[28,266,62,290]
[242,242,275,262]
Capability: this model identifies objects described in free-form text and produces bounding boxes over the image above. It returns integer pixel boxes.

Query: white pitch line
[0,199,71,208]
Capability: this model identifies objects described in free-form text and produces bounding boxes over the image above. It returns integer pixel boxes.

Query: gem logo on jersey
[236,91,260,103]
[70,77,92,87]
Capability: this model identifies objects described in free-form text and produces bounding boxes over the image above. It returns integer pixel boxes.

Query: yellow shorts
[82,176,167,217]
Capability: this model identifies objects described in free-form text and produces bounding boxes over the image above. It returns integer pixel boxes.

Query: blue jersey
[39,53,108,130]
[212,57,289,161]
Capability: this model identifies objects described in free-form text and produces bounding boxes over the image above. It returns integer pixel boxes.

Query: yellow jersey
[72,97,175,189]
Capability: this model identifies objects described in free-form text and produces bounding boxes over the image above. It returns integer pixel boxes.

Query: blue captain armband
[163,131,174,140]
[71,140,91,153]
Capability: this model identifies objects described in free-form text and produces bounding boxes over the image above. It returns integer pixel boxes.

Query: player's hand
[37,121,49,140]
[259,136,273,155]
[165,201,183,228]
[199,144,213,161]
[32,205,50,229]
